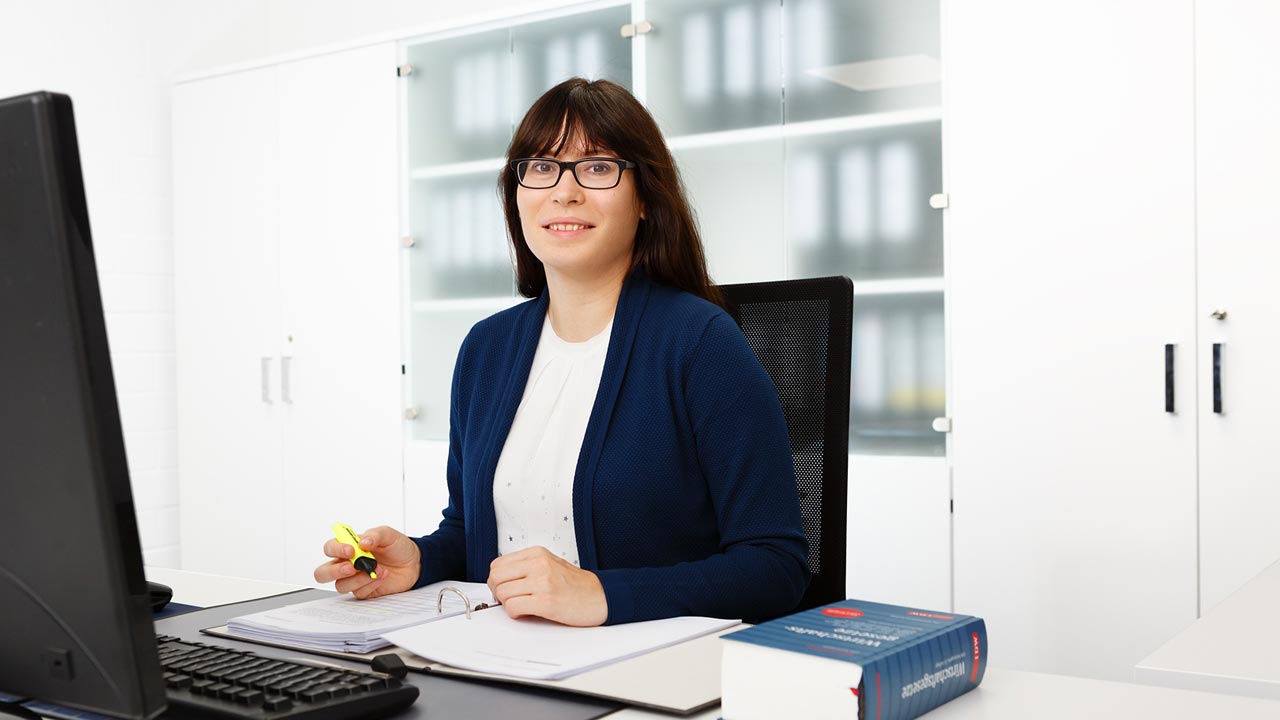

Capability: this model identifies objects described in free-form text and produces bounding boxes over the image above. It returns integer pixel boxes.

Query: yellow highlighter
[332,522,378,579]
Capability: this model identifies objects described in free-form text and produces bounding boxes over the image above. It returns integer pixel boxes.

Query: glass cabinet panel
[404,5,635,443]
[512,4,633,113]
[408,173,512,300]
[408,301,520,441]
[848,293,945,455]
[644,0,783,136]
[673,135,786,285]
[779,0,943,454]
[786,121,942,280]
[402,0,943,456]
[782,0,940,123]
[406,29,513,167]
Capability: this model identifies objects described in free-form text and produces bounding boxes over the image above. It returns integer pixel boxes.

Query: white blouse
[492,314,613,567]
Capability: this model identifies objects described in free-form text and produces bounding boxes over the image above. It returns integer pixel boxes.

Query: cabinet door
[275,44,405,586]
[174,68,286,581]
[1196,0,1280,613]
[947,0,1198,681]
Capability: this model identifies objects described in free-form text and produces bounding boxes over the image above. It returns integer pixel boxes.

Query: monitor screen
[0,91,166,719]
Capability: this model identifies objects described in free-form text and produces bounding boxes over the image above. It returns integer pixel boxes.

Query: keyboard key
[235,688,264,705]
[165,674,192,690]
[262,695,293,712]
[329,682,355,697]
[203,682,230,697]
[299,686,332,703]
[352,677,387,691]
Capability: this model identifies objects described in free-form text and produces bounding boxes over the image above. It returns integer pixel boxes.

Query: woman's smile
[541,215,597,238]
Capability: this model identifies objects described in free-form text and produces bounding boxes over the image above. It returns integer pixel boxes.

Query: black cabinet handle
[1165,344,1175,413]
[1213,343,1223,414]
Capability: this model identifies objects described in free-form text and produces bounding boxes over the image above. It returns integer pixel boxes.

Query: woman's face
[516,140,645,283]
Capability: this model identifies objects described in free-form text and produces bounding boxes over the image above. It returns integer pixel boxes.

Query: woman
[314,78,809,626]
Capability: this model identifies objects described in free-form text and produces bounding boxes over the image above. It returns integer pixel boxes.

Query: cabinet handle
[281,356,293,404]
[1165,344,1175,413]
[1213,343,1223,414]
[261,357,272,403]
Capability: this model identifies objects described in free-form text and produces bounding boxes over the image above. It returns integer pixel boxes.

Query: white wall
[1,0,198,567]
[1,0,578,568]
[172,0,577,75]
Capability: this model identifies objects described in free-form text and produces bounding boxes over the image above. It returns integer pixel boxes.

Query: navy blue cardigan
[411,271,810,624]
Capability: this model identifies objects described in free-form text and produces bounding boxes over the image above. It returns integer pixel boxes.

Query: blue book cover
[722,599,988,720]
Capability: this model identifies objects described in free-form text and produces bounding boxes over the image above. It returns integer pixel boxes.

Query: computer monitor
[0,91,167,719]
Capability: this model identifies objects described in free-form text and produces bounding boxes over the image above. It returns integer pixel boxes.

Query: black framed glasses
[512,157,638,190]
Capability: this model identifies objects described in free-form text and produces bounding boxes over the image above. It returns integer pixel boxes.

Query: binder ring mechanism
[437,586,497,620]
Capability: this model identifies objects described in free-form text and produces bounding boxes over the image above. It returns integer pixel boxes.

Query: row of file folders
[419,0,936,139]
[410,139,940,281]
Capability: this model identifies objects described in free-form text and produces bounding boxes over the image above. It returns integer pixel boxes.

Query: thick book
[721,599,988,720]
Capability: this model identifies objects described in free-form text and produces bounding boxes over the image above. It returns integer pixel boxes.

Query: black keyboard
[156,635,418,720]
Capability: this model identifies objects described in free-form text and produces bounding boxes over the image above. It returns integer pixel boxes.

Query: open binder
[203,586,739,715]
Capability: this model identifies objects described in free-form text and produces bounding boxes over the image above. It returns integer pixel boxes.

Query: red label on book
[970,632,981,682]
[907,610,955,620]
[822,607,864,618]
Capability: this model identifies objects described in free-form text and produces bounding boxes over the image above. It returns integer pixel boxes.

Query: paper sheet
[382,610,739,680]
[226,580,494,652]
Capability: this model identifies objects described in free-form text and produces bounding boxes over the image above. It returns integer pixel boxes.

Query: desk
[1136,558,1280,700]
[146,568,1280,719]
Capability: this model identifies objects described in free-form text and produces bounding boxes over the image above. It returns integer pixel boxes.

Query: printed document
[226,580,494,653]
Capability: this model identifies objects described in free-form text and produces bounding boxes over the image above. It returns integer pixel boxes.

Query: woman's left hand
[486,546,609,626]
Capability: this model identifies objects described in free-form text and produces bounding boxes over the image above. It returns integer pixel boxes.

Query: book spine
[859,618,988,720]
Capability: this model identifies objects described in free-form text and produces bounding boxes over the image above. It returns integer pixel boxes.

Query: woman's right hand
[313,525,422,600]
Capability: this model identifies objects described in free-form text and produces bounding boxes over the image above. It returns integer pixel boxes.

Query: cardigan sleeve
[593,312,811,624]
[409,334,470,587]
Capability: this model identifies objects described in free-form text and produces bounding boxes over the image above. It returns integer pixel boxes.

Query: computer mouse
[148,581,173,612]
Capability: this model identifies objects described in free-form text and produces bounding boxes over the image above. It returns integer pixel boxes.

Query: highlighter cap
[353,556,377,575]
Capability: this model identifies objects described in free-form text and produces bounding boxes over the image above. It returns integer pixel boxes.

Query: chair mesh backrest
[719,277,853,612]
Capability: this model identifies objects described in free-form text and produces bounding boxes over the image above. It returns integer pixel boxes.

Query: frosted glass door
[406,29,513,167]
[403,5,634,446]
[782,0,943,454]
[512,4,633,112]
[644,0,784,136]
[782,0,940,122]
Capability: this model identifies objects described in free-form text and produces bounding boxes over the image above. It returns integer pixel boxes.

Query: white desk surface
[1137,558,1280,700]
[147,568,1280,719]
[145,566,308,607]
[608,667,1280,720]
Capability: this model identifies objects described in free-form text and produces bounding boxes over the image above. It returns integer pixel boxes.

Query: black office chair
[718,276,853,613]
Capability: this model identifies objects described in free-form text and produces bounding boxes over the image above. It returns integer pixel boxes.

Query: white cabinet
[1195,0,1280,614]
[175,43,403,585]
[174,67,287,582]
[947,0,1280,682]
[946,0,1199,681]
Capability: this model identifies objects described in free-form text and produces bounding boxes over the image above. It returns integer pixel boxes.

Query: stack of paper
[227,581,494,653]
[382,610,739,680]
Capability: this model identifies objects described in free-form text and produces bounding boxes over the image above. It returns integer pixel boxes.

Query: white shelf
[666,107,943,152]
[410,157,505,180]
[852,276,944,295]
[407,108,943,180]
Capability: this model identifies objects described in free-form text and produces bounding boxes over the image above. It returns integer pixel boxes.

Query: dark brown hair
[499,78,723,307]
